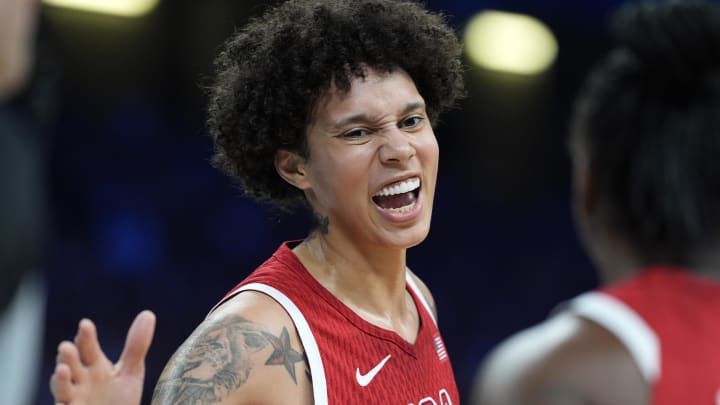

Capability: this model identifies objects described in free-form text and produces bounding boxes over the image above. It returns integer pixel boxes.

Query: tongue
[373,191,416,209]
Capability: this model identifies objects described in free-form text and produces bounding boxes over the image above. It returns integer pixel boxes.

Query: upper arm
[471,314,649,405]
[407,269,438,320]
[151,291,312,405]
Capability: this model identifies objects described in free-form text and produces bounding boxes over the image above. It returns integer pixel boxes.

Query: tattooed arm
[151,291,313,405]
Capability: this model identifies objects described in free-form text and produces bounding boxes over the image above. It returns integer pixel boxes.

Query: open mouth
[372,177,421,213]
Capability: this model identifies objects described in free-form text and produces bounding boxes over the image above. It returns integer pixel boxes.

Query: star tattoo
[262,327,306,383]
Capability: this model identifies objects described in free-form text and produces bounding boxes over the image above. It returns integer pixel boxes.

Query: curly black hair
[570,0,720,265]
[207,0,465,211]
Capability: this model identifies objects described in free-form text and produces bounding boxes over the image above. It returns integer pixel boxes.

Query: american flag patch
[433,334,447,360]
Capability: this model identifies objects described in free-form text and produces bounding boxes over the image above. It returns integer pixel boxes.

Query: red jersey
[567,267,720,405]
[212,242,459,405]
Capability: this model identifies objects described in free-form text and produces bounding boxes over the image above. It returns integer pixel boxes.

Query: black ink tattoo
[151,315,307,404]
[262,328,306,383]
[317,216,329,235]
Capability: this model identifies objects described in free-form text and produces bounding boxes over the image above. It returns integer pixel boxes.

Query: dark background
[30,0,650,403]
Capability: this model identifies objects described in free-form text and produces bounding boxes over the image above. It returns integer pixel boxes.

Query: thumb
[117,310,157,376]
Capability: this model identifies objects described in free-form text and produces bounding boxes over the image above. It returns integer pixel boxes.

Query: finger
[74,318,102,366]
[117,310,157,376]
[57,341,86,382]
[49,362,75,403]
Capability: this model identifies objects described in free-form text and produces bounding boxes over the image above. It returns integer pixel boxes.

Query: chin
[385,223,431,249]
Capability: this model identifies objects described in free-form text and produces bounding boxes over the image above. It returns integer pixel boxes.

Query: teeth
[374,177,420,197]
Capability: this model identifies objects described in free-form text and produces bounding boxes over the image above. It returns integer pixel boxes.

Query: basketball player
[472,1,720,404]
[50,0,465,404]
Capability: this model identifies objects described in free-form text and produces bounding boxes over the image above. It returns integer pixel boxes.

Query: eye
[343,128,371,139]
[401,115,424,129]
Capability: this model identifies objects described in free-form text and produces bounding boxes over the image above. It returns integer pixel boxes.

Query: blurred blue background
[29,0,644,403]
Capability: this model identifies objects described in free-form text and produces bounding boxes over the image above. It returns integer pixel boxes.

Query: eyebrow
[331,101,426,130]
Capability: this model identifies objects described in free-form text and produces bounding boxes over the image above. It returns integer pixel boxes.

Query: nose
[379,127,415,165]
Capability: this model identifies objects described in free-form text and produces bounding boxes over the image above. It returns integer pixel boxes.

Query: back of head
[206,0,464,211]
[571,0,720,266]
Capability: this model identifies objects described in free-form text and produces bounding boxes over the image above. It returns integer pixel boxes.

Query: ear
[275,149,311,190]
[572,157,596,218]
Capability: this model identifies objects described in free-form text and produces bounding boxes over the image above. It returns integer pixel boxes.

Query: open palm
[51,311,156,405]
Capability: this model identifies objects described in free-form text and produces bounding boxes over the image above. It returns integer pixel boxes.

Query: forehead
[310,68,423,124]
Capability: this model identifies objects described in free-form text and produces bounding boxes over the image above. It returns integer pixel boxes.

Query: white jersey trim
[211,283,328,405]
[568,291,661,383]
[405,272,437,326]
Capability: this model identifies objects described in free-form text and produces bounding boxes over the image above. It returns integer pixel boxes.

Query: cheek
[419,134,439,172]
[308,151,371,205]
[333,151,374,196]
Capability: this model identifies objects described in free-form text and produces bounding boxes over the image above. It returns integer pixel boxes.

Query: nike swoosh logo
[355,354,392,387]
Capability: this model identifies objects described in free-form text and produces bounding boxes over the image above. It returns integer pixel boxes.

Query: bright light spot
[43,0,160,17]
[464,10,558,75]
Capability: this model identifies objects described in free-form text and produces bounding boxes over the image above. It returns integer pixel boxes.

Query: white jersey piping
[568,291,661,383]
[212,283,328,405]
[405,271,437,326]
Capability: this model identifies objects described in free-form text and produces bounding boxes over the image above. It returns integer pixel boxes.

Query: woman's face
[297,67,439,250]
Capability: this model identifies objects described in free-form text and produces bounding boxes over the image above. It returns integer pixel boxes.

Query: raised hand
[50,310,156,405]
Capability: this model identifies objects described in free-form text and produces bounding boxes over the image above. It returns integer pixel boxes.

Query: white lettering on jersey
[407,388,452,405]
[439,389,452,405]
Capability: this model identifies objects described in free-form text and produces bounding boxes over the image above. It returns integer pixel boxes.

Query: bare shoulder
[151,291,313,405]
[471,314,649,405]
[407,268,437,319]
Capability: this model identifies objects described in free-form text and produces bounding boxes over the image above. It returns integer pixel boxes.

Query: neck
[294,230,409,313]
[293,231,419,341]
[679,244,720,280]
[588,233,642,285]
[594,236,720,283]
